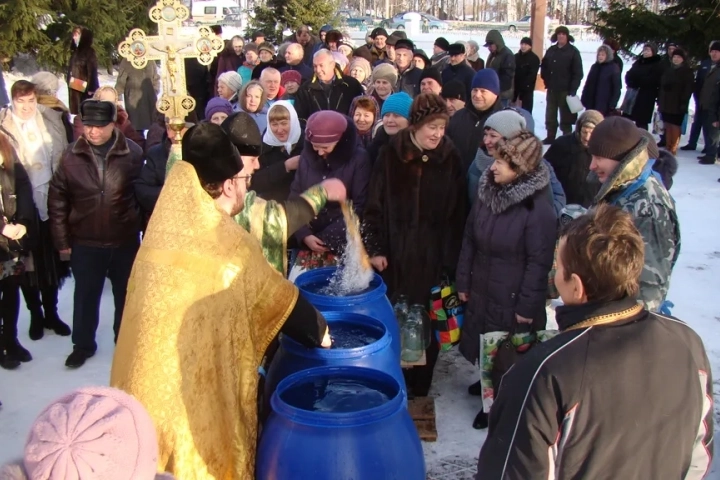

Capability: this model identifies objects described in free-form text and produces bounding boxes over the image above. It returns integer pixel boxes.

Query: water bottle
[401,311,424,362]
[392,294,409,328]
[409,304,431,349]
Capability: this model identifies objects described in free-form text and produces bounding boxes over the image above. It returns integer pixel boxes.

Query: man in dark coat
[513,37,540,113]
[697,41,720,164]
[48,100,143,369]
[280,43,313,82]
[447,69,503,172]
[681,44,714,151]
[544,109,603,207]
[623,43,664,131]
[293,49,363,122]
[441,43,476,98]
[184,58,210,121]
[355,28,389,65]
[478,204,713,479]
[394,39,423,96]
[484,30,515,106]
[540,26,584,143]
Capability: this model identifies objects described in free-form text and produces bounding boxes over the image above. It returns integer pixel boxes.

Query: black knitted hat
[182,123,243,184]
[520,37,532,46]
[371,27,388,39]
[434,37,450,51]
[419,68,443,88]
[587,116,644,161]
[441,80,466,102]
[221,111,263,157]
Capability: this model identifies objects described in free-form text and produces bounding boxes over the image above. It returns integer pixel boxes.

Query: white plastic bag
[566,95,584,114]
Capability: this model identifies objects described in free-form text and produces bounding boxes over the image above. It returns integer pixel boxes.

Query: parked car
[503,15,555,32]
[382,13,449,30]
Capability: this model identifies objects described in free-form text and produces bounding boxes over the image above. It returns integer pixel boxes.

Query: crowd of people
[0,21,715,480]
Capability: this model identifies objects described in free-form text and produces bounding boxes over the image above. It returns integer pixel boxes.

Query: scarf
[262,100,301,154]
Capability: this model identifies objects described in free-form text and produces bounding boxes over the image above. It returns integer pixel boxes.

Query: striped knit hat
[409,93,449,129]
[496,130,543,175]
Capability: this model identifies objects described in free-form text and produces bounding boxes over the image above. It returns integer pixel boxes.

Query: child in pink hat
[0,387,174,480]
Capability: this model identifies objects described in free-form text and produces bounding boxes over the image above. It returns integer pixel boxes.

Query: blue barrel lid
[294,267,387,306]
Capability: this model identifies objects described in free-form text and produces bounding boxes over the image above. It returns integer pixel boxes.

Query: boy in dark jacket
[513,37,540,113]
[478,204,714,480]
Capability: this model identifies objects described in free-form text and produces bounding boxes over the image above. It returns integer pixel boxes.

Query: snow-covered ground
[0,34,718,478]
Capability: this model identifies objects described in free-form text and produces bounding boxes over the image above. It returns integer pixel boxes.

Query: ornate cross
[117,0,223,172]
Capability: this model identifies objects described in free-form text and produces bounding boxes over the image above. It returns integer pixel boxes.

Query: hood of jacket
[485,30,506,51]
[391,129,458,165]
[36,95,69,113]
[477,160,550,214]
[306,115,360,169]
[593,136,650,203]
[597,44,615,63]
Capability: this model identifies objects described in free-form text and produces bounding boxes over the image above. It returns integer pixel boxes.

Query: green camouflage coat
[593,138,681,312]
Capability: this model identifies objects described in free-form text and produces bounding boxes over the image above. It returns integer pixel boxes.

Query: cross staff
[117,0,223,172]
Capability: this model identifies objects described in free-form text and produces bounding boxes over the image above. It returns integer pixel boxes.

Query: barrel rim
[294,267,388,305]
[270,366,405,426]
[280,312,392,358]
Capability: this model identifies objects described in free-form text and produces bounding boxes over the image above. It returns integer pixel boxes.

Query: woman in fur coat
[456,130,557,429]
[66,27,99,115]
[364,93,467,397]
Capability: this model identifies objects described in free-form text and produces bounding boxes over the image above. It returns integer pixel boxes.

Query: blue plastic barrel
[256,366,425,480]
[295,267,400,358]
[264,312,405,401]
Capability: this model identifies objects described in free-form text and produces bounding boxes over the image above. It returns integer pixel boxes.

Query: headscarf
[262,100,301,153]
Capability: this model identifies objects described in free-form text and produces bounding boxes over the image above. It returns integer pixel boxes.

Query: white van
[191,0,241,26]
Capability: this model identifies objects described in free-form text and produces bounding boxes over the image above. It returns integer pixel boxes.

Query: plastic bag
[566,95,584,114]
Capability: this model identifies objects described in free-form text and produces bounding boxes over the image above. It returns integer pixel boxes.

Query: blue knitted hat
[471,69,500,96]
[381,92,413,120]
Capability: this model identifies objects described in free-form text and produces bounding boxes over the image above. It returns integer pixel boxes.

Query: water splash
[322,202,373,296]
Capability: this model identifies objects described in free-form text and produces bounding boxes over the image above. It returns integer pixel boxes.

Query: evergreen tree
[249,0,339,43]
[594,0,720,61]
[0,0,55,66]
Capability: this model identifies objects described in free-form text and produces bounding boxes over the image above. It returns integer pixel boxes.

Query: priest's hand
[320,178,347,203]
[304,235,328,253]
[370,256,387,272]
[320,327,332,348]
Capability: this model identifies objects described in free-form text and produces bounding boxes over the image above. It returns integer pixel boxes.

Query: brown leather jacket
[48,130,142,250]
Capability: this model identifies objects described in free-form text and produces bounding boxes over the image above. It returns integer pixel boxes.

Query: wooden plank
[408,397,437,442]
[401,351,427,368]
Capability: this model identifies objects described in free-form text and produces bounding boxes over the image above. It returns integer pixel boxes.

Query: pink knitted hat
[305,110,348,144]
[23,387,160,480]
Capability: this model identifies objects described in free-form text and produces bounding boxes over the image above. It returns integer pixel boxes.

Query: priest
[110,123,338,479]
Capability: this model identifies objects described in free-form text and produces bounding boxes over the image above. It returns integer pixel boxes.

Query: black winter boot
[5,340,32,363]
[41,286,70,336]
[468,380,482,396]
[473,410,489,429]
[21,285,45,341]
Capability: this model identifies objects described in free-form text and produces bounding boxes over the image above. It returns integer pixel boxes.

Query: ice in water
[330,324,380,349]
[313,379,389,412]
[321,202,373,296]
[283,378,392,413]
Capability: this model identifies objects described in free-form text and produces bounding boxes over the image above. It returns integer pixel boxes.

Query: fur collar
[594,137,649,203]
[477,161,550,214]
[71,129,131,158]
[391,129,456,165]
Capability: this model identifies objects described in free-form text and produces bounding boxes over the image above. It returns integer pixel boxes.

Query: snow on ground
[1,34,719,478]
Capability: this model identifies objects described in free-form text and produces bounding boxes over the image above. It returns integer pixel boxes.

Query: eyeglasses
[232,174,252,187]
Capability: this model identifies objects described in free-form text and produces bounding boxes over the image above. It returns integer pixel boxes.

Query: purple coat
[456,162,557,364]
[290,120,371,253]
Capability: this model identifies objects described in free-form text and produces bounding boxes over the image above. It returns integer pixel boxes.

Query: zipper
[334,92,344,111]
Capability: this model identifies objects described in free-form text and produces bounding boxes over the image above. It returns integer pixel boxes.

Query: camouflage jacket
[594,143,681,312]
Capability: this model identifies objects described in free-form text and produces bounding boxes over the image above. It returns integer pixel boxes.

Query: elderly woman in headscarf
[30,72,73,143]
[350,95,380,149]
[256,100,304,202]
[349,57,372,92]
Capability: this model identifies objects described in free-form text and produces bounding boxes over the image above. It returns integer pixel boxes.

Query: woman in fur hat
[456,130,557,429]
[364,93,467,397]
